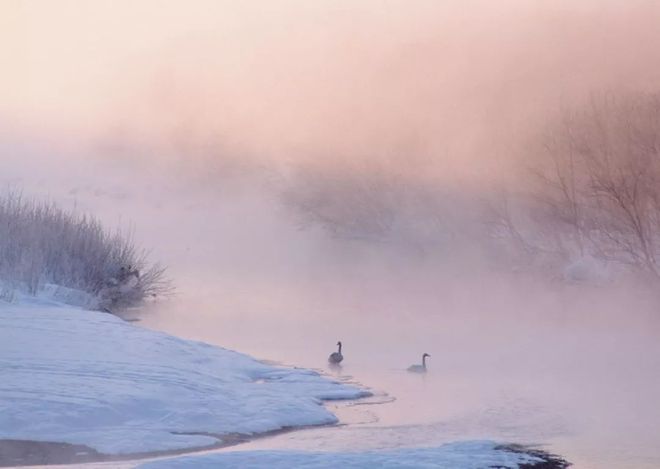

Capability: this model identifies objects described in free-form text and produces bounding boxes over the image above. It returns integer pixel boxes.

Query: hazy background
[2,0,660,325]
[4,0,660,266]
[4,0,660,174]
[3,3,660,466]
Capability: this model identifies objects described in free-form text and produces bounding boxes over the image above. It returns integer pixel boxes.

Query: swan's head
[423,353,430,358]
[337,341,342,347]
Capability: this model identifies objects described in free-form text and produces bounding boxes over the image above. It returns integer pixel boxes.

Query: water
[25,178,658,468]
[139,270,660,469]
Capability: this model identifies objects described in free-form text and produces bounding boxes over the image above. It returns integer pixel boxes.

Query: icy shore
[137,441,566,468]
[0,298,369,456]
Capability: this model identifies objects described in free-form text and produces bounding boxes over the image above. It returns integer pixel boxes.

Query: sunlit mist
[3,1,660,468]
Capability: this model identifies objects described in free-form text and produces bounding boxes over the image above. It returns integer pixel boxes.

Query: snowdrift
[0,299,369,455]
[138,441,552,468]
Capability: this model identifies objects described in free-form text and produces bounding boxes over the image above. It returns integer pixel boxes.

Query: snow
[34,283,99,309]
[137,441,544,468]
[0,298,370,455]
[562,255,611,284]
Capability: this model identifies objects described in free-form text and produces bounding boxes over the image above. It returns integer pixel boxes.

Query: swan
[407,353,430,373]
[328,341,343,364]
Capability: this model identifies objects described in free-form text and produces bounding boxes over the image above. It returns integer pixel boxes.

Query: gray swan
[328,341,343,364]
[407,353,430,373]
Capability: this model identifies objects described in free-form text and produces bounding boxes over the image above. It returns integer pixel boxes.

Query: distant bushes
[281,163,488,250]
[0,192,171,309]
[491,92,660,281]
[280,92,660,283]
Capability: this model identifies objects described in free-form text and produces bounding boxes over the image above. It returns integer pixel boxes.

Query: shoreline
[0,437,571,468]
[0,425,323,467]
[0,304,570,468]
[0,386,571,469]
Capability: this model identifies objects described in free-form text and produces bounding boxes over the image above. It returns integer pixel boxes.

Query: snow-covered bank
[137,441,564,468]
[0,299,369,457]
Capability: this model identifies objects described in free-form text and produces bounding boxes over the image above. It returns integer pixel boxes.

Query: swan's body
[328,341,343,364]
[407,353,430,373]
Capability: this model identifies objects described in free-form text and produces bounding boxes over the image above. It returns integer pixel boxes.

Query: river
[135,264,660,469]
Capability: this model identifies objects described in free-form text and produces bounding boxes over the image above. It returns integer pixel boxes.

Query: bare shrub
[0,192,172,309]
[280,92,660,283]
[498,92,660,279]
[280,161,493,256]
[281,164,401,242]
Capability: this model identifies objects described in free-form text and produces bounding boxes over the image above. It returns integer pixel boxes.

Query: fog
[3,1,660,467]
[5,0,660,316]
[5,0,660,175]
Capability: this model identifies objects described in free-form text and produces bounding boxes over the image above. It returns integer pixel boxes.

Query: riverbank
[0,298,369,465]
[135,441,569,468]
[0,425,327,467]
[0,296,574,468]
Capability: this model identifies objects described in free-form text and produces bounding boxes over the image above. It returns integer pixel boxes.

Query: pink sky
[3,0,660,182]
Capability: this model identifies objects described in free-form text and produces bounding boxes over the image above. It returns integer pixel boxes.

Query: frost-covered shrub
[0,192,171,309]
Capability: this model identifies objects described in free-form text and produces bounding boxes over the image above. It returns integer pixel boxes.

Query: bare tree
[507,92,660,279]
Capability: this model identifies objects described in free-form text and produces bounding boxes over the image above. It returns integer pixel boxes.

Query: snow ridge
[0,301,369,455]
[138,441,545,468]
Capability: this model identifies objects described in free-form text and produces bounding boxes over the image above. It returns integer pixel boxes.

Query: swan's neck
[338,343,342,353]
[422,355,427,367]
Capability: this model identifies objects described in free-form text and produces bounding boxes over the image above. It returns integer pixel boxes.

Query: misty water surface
[140,270,660,469]
[131,190,660,469]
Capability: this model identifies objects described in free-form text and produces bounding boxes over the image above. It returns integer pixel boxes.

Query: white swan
[328,341,343,364]
[407,353,430,373]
